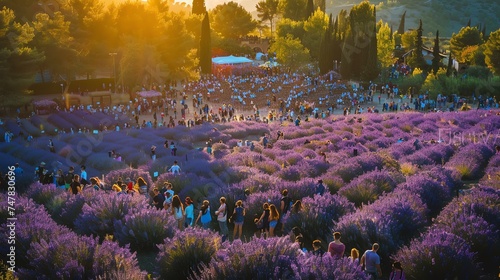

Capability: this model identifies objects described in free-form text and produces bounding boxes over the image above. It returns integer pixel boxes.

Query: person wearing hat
[316,179,325,195]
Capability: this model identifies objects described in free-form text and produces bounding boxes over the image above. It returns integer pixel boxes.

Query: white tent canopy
[212,55,253,65]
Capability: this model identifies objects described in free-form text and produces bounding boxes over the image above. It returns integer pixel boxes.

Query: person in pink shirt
[328,231,345,259]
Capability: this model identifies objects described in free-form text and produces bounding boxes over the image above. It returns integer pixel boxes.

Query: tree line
[0,0,499,106]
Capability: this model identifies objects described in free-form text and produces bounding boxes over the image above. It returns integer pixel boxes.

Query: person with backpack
[195,200,212,229]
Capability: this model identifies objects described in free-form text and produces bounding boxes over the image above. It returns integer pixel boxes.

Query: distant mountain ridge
[103,0,499,37]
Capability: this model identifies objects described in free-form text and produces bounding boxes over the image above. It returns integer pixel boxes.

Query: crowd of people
[57,170,402,279]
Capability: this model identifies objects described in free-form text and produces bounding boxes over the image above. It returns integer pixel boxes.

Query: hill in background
[102,0,499,38]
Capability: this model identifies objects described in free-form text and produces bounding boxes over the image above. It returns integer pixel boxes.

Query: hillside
[102,0,499,37]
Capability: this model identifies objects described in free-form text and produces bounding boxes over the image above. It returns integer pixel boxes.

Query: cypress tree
[397,11,406,34]
[432,30,440,74]
[466,18,471,27]
[362,8,379,80]
[306,0,315,19]
[332,16,341,63]
[414,19,426,70]
[192,0,206,15]
[199,12,211,75]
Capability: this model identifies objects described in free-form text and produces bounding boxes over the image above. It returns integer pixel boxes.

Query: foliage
[25,182,64,208]
[484,28,500,75]
[339,169,397,206]
[301,9,328,60]
[445,143,494,180]
[156,227,221,279]
[0,7,43,105]
[300,255,370,279]
[195,237,302,279]
[200,12,211,75]
[256,0,280,36]
[279,0,308,21]
[283,193,356,243]
[377,20,394,68]
[114,207,176,251]
[31,12,77,82]
[393,229,479,280]
[20,233,144,279]
[210,2,257,39]
[270,34,311,71]
[450,26,484,63]
[74,192,149,239]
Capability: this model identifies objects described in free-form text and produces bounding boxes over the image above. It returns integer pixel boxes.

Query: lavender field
[1,109,500,279]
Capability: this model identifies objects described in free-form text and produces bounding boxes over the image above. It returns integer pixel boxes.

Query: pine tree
[397,11,406,34]
[192,0,206,15]
[199,12,211,75]
[432,30,440,74]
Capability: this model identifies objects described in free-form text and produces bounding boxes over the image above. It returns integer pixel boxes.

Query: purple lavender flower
[74,192,149,238]
[393,229,479,280]
[114,207,176,251]
[195,237,302,279]
[157,227,221,279]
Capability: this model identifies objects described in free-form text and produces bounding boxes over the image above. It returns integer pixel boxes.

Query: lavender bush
[300,255,370,280]
[339,169,398,206]
[25,182,65,208]
[445,143,494,180]
[74,192,149,239]
[114,207,177,251]
[434,206,499,273]
[195,237,302,280]
[104,168,153,189]
[20,233,144,279]
[282,193,356,243]
[399,171,455,216]
[393,229,479,280]
[156,227,221,279]
[0,205,72,268]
